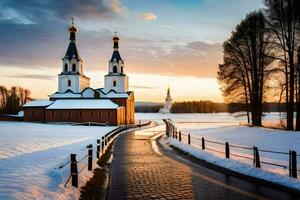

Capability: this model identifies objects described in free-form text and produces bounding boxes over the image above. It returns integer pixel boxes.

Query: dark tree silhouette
[0,86,32,114]
[218,11,276,126]
[264,0,300,130]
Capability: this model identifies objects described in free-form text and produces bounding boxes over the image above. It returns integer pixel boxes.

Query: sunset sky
[0,0,264,102]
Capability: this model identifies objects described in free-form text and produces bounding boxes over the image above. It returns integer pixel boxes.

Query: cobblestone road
[107,128,299,200]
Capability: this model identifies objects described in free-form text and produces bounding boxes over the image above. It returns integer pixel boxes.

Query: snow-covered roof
[102,92,129,98]
[23,100,53,107]
[46,99,119,110]
[96,89,129,98]
[49,92,82,98]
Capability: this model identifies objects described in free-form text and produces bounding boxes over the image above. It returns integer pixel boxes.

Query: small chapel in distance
[159,87,172,114]
[23,19,135,126]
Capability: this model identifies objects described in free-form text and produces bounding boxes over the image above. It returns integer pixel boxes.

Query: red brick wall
[111,92,135,124]
[24,107,45,122]
[44,109,123,126]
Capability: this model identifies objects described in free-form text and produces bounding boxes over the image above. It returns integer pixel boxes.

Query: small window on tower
[72,64,76,72]
[121,66,123,73]
[64,64,68,72]
[68,80,71,87]
[113,66,117,73]
[113,80,117,87]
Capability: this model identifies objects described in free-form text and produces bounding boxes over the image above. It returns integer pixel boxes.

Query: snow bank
[168,138,300,191]
[0,122,116,199]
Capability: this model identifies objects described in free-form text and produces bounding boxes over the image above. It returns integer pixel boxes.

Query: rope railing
[230,153,253,160]
[260,160,287,169]
[77,154,88,163]
[56,160,71,170]
[229,143,253,150]
[59,121,151,188]
[190,136,202,141]
[258,148,290,155]
[206,147,225,154]
[205,139,224,146]
[163,119,299,179]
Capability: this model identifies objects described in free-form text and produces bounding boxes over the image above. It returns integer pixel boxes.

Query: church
[159,87,172,114]
[23,19,135,126]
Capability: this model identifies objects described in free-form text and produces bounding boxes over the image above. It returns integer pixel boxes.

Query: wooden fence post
[289,150,297,178]
[253,146,260,168]
[188,134,191,145]
[166,122,169,137]
[87,144,93,171]
[70,154,78,188]
[202,137,205,150]
[225,142,230,159]
[179,131,181,142]
[173,126,175,138]
[104,135,107,146]
[97,139,100,159]
[101,136,105,153]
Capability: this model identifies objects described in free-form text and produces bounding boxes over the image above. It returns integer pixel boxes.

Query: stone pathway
[107,129,298,200]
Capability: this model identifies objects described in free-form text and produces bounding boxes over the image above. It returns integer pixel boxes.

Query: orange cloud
[141,12,157,20]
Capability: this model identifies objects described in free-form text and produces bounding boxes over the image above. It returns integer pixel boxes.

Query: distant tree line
[218,0,300,130]
[135,101,288,113]
[171,101,219,113]
[135,105,163,113]
[0,86,32,114]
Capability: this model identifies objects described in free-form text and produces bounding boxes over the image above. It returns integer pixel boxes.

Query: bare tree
[218,11,276,126]
[264,0,300,130]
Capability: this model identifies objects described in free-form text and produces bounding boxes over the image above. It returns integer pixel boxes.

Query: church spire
[69,17,77,41]
[64,18,80,60]
[111,32,123,62]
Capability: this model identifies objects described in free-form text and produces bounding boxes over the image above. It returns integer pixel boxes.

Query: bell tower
[58,18,90,93]
[104,34,129,93]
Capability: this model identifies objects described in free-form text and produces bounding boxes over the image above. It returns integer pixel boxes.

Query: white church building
[23,19,135,125]
[160,87,173,113]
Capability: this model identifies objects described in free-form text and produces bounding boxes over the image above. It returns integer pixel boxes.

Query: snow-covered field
[136,113,300,182]
[0,122,116,200]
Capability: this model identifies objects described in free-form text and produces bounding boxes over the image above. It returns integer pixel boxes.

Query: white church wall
[104,75,128,93]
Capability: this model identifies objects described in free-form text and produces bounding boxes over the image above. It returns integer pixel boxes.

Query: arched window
[72,64,76,72]
[64,64,68,72]
[121,66,123,73]
[113,65,117,73]
[68,80,71,87]
[113,80,117,87]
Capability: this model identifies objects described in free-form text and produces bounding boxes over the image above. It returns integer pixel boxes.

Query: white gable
[82,88,95,98]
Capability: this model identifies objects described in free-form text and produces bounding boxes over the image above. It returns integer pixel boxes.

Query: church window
[113,65,117,73]
[113,81,117,87]
[68,80,71,87]
[72,64,76,72]
[121,66,123,73]
[64,64,68,72]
